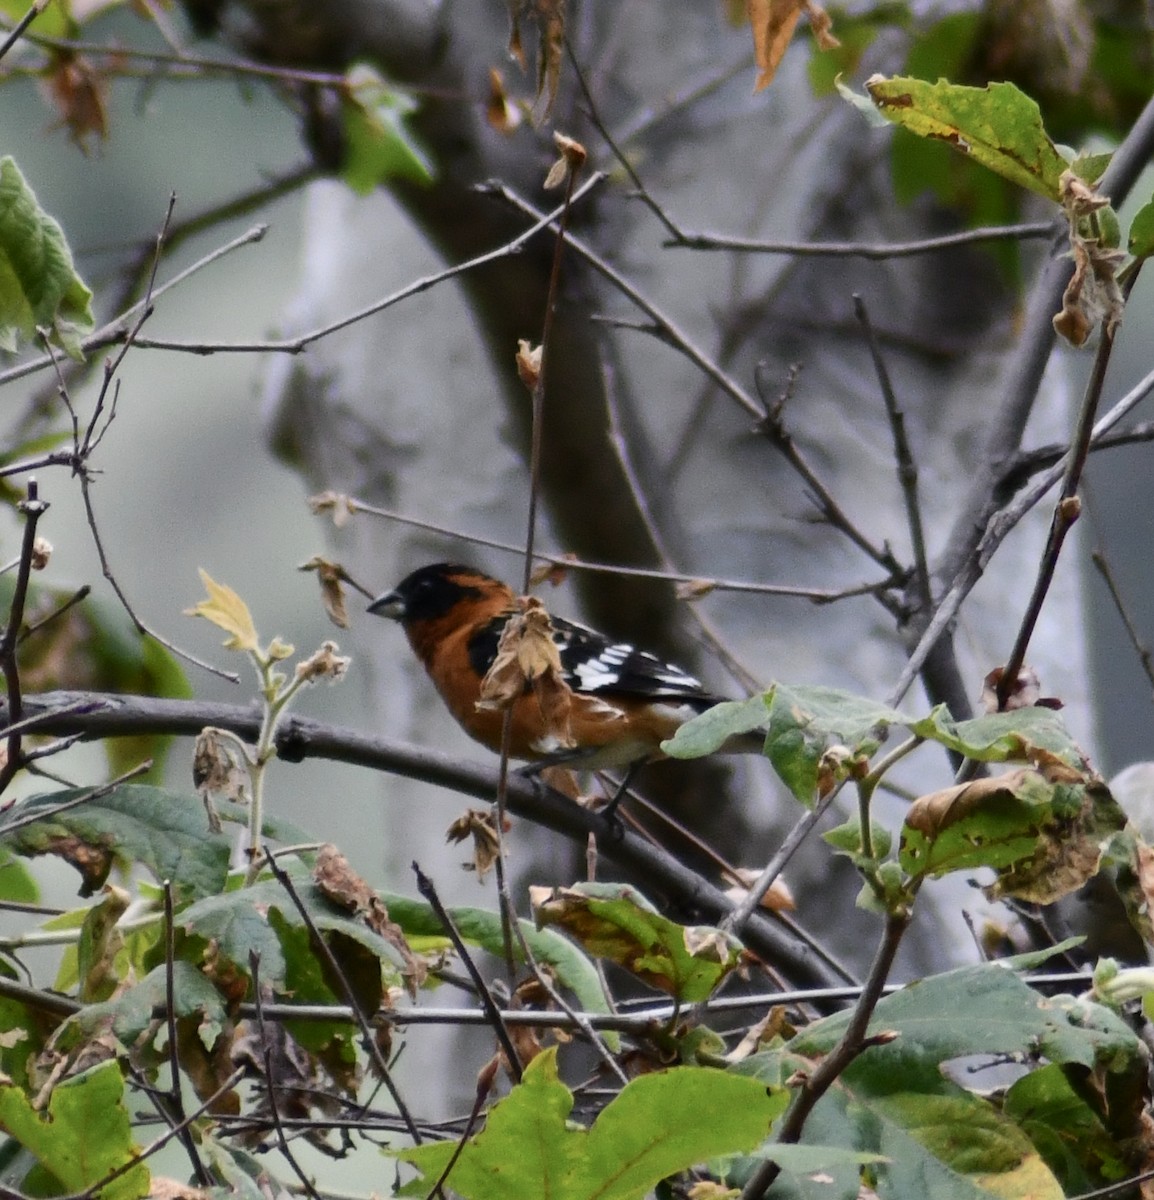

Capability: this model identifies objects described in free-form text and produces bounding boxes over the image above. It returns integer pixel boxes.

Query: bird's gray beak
[367,590,405,619]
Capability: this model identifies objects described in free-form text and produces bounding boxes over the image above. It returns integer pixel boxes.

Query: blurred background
[3,4,1154,885]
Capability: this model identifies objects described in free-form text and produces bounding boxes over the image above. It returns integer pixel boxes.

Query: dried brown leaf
[486,66,523,134]
[192,728,247,804]
[446,808,509,881]
[507,0,566,124]
[543,131,587,189]
[308,490,357,528]
[313,844,426,990]
[299,555,352,629]
[805,0,840,50]
[294,640,350,684]
[746,0,837,91]
[529,555,575,588]
[516,338,542,391]
[675,577,717,601]
[477,595,574,749]
[41,53,108,151]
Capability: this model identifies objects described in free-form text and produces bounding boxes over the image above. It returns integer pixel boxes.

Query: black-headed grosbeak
[368,562,726,769]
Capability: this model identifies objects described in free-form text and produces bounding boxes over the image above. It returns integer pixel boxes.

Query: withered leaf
[543,130,587,189]
[41,52,109,151]
[445,808,509,881]
[487,66,523,134]
[313,844,425,990]
[747,0,839,92]
[529,555,575,588]
[477,595,574,750]
[516,338,542,391]
[506,0,565,124]
[307,490,357,528]
[299,556,352,629]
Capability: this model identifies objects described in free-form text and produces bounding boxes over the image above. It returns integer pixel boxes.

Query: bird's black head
[367,563,491,624]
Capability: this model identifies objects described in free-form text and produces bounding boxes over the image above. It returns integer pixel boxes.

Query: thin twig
[0,970,1098,1036]
[722,791,841,940]
[348,497,895,602]
[18,585,90,643]
[161,880,211,1184]
[0,480,50,795]
[740,909,912,1200]
[0,760,150,830]
[0,0,47,63]
[0,225,269,393]
[413,862,523,1083]
[248,954,324,1200]
[916,88,1154,709]
[483,181,902,576]
[1090,548,1154,698]
[262,852,426,1145]
[996,271,1135,709]
[669,221,1058,258]
[23,30,349,87]
[0,177,607,381]
[100,165,316,322]
[890,360,1154,706]
[854,294,931,614]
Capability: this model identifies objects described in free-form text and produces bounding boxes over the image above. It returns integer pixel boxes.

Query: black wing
[551,616,720,708]
[466,611,721,709]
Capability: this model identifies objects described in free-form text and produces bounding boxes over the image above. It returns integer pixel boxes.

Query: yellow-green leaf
[863,76,1069,201]
[185,569,259,652]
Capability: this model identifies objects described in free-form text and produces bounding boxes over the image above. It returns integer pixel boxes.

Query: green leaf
[0,785,231,900]
[0,1061,149,1200]
[863,77,1070,201]
[1128,196,1154,260]
[790,962,1141,1072]
[909,705,1090,770]
[0,844,37,903]
[61,960,227,1051]
[394,1047,786,1200]
[531,883,742,1003]
[734,965,1144,1200]
[341,65,432,194]
[382,891,612,1025]
[899,768,1125,901]
[661,693,771,759]
[0,0,74,38]
[2,577,192,779]
[763,684,906,806]
[175,874,411,995]
[1004,1063,1130,1195]
[0,157,93,359]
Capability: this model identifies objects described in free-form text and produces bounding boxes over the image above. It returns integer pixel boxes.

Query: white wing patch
[552,618,709,699]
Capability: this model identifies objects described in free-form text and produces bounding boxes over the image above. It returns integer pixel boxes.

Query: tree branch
[1,690,845,990]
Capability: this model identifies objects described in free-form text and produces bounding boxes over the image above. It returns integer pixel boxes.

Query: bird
[367,562,729,774]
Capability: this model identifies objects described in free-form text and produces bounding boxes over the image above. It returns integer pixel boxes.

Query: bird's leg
[599,760,644,823]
